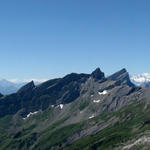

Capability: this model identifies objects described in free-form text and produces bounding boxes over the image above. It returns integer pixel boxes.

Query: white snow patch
[89,114,95,119]
[23,111,38,120]
[51,105,54,108]
[91,95,94,97]
[60,104,63,109]
[98,90,108,95]
[93,99,101,103]
[56,104,64,109]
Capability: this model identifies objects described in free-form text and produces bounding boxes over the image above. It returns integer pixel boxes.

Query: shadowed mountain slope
[0,68,150,150]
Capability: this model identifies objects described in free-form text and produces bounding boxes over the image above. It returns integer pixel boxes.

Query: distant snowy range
[130,73,150,88]
[0,79,47,95]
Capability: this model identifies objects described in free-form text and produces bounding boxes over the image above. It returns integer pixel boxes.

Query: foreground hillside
[0,68,150,150]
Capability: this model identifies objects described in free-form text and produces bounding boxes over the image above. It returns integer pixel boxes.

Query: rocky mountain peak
[17,81,35,94]
[91,68,105,80]
[108,68,134,86]
[108,68,127,79]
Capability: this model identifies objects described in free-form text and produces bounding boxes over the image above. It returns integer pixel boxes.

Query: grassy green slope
[32,100,150,150]
[0,100,150,150]
[64,101,150,150]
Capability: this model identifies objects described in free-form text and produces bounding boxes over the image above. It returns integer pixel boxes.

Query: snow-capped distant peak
[130,73,150,85]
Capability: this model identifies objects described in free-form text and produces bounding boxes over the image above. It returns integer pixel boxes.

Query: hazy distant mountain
[130,73,150,88]
[0,79,25,94]
[0,79,45,95]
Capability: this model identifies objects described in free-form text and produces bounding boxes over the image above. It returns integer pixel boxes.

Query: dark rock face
[108,68,134,87]
[17,81,35,95]
[40,73,90,104]
[0,93,20,117]
[0,93,3,98]
[108,68,127,80]
[0,72,90,117]
[91,68,105,80]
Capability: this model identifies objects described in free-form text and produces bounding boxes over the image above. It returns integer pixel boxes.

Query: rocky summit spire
[91,68,105,80]
[108,68,134,87]
[17,81,35,94]
[108,68,127,80]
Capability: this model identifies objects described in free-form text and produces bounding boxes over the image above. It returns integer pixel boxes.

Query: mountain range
[0,79,26,95]
[0,73,150,95]
[0,68,150,149]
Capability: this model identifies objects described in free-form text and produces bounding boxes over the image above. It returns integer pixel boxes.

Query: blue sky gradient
[0,0,150,80]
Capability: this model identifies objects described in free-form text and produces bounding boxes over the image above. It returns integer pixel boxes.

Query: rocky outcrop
[91,68,105,80]
[108,68,134,87]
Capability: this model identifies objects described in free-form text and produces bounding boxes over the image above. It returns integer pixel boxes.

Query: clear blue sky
[0,0,150,80]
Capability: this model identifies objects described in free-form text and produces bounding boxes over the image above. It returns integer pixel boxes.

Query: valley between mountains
[0,68,150,150]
